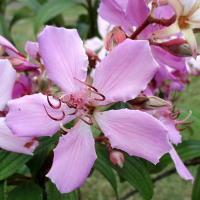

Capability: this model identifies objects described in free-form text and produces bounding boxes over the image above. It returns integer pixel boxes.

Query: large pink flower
[5,26,171,193]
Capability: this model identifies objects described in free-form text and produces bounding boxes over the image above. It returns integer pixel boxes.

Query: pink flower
[154,105,194,182]
[0,59,38,154]
[5,26,171,193]
[98,0,188,94]
[0,35,40,71]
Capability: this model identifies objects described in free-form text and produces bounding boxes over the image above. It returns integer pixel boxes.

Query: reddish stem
[129,14,176,40]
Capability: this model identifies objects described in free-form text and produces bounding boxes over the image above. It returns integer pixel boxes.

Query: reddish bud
[110,151,125,168]
[104,27,127,51]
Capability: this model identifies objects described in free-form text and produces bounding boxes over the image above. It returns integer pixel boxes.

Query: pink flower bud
[110,151,125,168]
[104,27,126,51]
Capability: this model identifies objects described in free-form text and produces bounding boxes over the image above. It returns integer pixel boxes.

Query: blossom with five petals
[5,26,171,193]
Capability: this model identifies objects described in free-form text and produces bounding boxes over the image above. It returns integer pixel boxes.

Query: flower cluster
[0,0,199,194]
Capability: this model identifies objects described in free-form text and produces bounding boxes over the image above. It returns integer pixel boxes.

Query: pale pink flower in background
[5,26,171,193]
[85,16,113,59]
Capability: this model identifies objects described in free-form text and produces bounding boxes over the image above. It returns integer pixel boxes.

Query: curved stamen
[43,105,65,121]
[65,101,77,109]
[77,114,93,125]
[67,108,78,116]
[175,120,196,131]
[74,78,98,92]
[87,88,106,101]
[60,120,81,133]
[176,111,192,124]
[47,93,62,109]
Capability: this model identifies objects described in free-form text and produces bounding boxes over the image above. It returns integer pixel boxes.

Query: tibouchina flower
[0,59,38,154]
[152,0,200,58]
[5,26,171,193]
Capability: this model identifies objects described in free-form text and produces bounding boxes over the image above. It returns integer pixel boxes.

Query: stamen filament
[43,105,65,121]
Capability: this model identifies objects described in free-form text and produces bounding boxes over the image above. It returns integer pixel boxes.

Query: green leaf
[93,158,118,199]
[96,143,153,200]
[10,7,34,29]
[0,150,31,181]
[26,134,60,175]
[8,180,43,200]
[27,148,49,176]
[34,0,78,34]
[34,133,60,154]
[192,166,200,200]
[0,180,6,200]
[0,14,13,42]
[46,180,78,200]
[16,0,41,13]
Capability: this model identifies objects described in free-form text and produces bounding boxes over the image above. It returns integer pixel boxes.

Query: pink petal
[12,73,31,99]
[98,0,131,34]
[126,0,149,27]
[115,0,129,11]
[151,46,186,71]
[25,41,39,60]
[126,0,153,38]
[47,122,97,193]
[161,117,182,145]
[5,93,75,137]
[0,35,19,56]
[38,26,88,93]
[0,59,16,111]
[97,16,113,38]
[92,39,159,105]
[94,109,171,164]
[169,146,194,182]
[0,117,39,155]
[154,4,175,19]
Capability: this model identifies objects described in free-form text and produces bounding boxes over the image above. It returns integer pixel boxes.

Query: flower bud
[128,95,171,110]
[104,27,126,51]
[142,96,171,110]
[38,72,50,93]
[110,151,125,168]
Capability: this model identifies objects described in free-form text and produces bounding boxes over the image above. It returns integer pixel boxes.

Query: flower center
[178,16,190,29]
[44,79,105,131]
